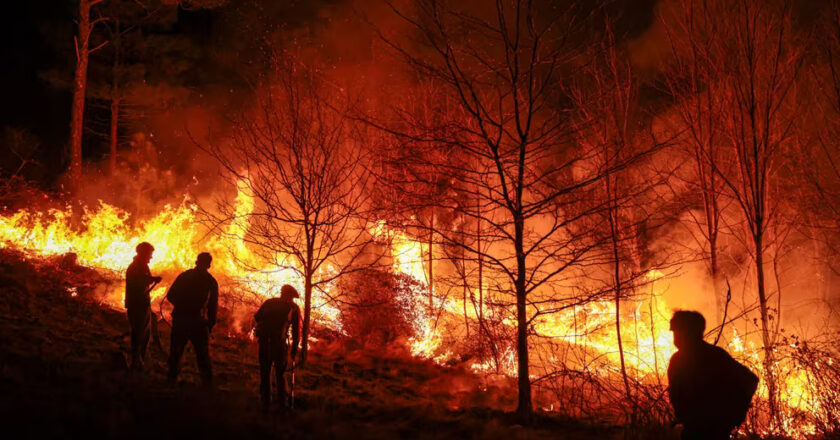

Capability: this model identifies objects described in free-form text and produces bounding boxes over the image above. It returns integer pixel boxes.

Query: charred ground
[0,249,613,439]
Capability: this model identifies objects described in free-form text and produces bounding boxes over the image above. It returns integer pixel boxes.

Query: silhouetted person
[668,310,759,440]
[165,252,218,387]
[254,284,300,411]
[125,242,162,370]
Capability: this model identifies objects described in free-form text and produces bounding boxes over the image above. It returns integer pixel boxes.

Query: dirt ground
[0,249,618,439]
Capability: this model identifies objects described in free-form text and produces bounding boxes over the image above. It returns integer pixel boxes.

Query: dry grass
[0,249,615,439]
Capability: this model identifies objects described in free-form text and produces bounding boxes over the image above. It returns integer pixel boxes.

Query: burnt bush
[338,268,424,347]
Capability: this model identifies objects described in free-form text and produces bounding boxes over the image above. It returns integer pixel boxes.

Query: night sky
[0,0,660,164]
[3,0,829,156]
[1,2,70,149]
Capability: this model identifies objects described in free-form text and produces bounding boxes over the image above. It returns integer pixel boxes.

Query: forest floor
[0,249,622,440]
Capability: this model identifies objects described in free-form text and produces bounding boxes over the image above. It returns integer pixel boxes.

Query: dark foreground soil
[0,249,616,440]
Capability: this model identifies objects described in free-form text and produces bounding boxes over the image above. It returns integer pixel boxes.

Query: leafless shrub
[337,269,424,348]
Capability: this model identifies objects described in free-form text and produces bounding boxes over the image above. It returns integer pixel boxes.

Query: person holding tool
[125,242,162,371]
[254,284,301,413]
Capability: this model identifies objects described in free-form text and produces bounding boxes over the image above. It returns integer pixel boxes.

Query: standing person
[125,242,162,370]
[165,252,218,387]
[254,284,300,412]
[668,310,759,440]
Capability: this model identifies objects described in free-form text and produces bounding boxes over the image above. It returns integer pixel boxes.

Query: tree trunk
[428,216,434,313]
[703,168,723,324]
[462,277,470,339]
[476,191,484,324]
[300,267,313,366]
[109,99,119,175]
[607,174,634,422]
[109,18,120,176]
[710,235,722,324]
[514,213,532,423]
[697,139,723,324]
[477,204,483,322]
[754,230,779,428]
[69,0,98,184]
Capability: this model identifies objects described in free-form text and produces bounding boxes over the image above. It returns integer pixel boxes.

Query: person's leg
[258,338,271,409]
[190,320,213,387]
[274,340,288,406]
[167,319,188,382]
[127,306,145,369]
[127,307,139,367]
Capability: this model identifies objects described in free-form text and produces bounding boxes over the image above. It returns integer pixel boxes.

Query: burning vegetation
[2,0,840,438]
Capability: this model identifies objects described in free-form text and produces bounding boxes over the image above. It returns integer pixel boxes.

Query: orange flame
[0,193,830,437]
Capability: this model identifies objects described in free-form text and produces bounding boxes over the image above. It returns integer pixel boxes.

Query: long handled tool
[147,279,161,302]
[289,360,296,410]
[145,279,165,354]
[284,329,296,410]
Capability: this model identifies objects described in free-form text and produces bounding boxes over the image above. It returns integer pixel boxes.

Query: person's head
[670,310,706,350]
[195,252,212,270]
[280,284,299,300]
[135,242,155,263]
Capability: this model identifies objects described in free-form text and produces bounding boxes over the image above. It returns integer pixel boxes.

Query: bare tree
[98,0,173,176]
[203,56,379,365]
[108,16,120,176]
[68,0,227,181]
[69,0,107,183]
[571,28,676,425]
[375,0,667,421]
[707,0,804,429]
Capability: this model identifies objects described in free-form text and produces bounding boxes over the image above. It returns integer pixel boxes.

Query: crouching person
[166,252,219,388]
[255,284,300,412]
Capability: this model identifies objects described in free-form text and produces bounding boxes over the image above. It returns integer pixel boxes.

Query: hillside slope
[0,249,615,439]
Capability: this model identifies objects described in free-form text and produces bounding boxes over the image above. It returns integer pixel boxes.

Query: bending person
[254,284,301,411]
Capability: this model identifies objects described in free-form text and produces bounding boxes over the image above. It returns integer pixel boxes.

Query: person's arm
[144,266,163,289]
[253,302,266,337]
[207,277,219,330]
[165,273,184,305]
[141,265,158,285]
[254,303,265,323]
[290,305,301,359]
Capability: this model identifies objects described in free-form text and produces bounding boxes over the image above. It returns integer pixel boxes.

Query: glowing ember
[0,199,832,438]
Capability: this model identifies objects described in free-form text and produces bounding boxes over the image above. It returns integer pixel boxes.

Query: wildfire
[530,269,675,378]
[729,330,822,437]
[0,195,831,438]
[379,233,832,438]
[0,192,340,326]
[369,220,429,283]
